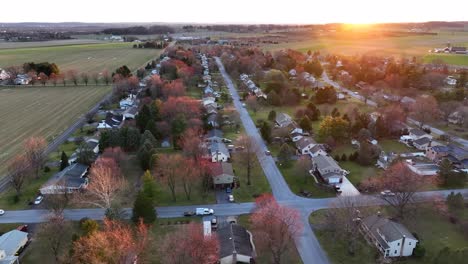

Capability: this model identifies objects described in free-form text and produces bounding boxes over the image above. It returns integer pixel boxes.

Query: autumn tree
[360,161,431,218]
[38,214,72,263]
[157,154,183,201]
[80,157,126,210]
[38,72,48,86]
[80,72,89,86]
[410,95,440,128]
[72,219,149,264]
[236,135,258,185]
[246,95,260,113]
[158,223,219,264]
[67,70,79,85]
[179,128,203,161]
[102,70,111,85]
[23,136,47,179]
[91,72,100,85]
[250,194,302,264]
[318,116,349,142]
[295,155,311,183]
[8,155,30,197]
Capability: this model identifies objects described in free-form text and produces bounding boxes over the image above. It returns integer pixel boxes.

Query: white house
[308,144,328,158]
[445,76,457,86]
[275,113,293,128]
[361,215,418,258]
[311,155,344,185]
[295,137,317,155]
[0,230,29,264]
[412,137,431,151]
[40,163,89,194]
[209,142,230,162]
[119,94,136,109]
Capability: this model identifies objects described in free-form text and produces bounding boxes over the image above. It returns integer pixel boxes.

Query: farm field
[0,85,111,175]
[0,38,104,49]
[0,42,163,73]
[261,31,468,65]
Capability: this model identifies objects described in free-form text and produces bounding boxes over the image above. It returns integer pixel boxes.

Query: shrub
[43,166,50,172]
[413,243,426,258]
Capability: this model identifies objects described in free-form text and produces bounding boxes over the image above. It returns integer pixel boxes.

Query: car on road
[196,208,214,216]
[34,195,44,205]
[0,209,5,216]
[265,150,271,156]
[242,103,246,107]
[228,194,234,202]
[381,190,396,196]
[183,211,195,217]
[226,187,232,194]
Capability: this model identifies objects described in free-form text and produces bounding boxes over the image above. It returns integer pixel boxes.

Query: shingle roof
[296,136,316,150]
[218,224,254,258]
[275,113,293,127]
[207,129,223,139]
[313,155,341,172]
[0,230,28,257]
[409,128,427,137]
[210,142,230,157]
[413,137,431,146]
[209,162,234,177]
[362,215,416,244]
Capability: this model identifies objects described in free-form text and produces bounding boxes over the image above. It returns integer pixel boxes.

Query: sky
[2,0,468,24]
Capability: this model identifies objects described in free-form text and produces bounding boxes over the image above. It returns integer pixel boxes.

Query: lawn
[423,53,468,66]
[231,153,272,202]
[0,42,163,74]
[309,203,468,264]
[0,85,111,175]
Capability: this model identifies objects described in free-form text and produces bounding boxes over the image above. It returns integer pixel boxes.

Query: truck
[196,208,214,216]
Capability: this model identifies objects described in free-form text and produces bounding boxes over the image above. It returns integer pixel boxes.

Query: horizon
[2,0,468,24]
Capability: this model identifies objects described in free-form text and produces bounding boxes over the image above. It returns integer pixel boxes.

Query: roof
[275,113,293,127]
[125,106,138,115]
[218,224,254,258]
[313,155,341,172]
[210,142,230,157]
[431,144,468,161]
[362,215,417,246]
[310,144,326,154]
[0,230,28,256]
[86,140,99,149]
[401,96,416,104]
[209,162,234,177]
[409,128,427,137]
[44,163,88,189]
[207,129,223,139]
[413,137,431,146]
[296,136,317,150]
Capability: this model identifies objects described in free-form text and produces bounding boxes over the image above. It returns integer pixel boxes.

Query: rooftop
[218,224,255,259]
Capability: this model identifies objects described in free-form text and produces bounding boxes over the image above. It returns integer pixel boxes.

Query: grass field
[0,42,163,73]
[0,39,104,49]
[0,85,111,175]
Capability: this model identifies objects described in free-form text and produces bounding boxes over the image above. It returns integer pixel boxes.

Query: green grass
[0,42,163,73]
[309,203,468,264]
[279,160,336,198]
[0,85,111,175]
[0,168,59,210]
[231,153,272,202]
[423,54,468,66]
[379,139,412,153]
[339,161,379,185]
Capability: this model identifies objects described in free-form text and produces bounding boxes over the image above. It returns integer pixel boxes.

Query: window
[397,243,400,246]
[394,250,397,254]
[409,242,411,245]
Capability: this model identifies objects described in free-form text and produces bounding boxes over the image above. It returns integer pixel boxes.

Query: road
[321,70,468,148]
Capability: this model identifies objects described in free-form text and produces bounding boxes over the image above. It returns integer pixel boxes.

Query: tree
[80,218,99,237]
[315,86,337,104]
[446,192,464,212]
[260,121,272,143]
[72,219,149,264]
[80,72,89,86]
[142,170,157,201]
[157,154,182,201]
[318,116,349,142]
[38,72,48,86]
[299,115,312,132]
[60,151,68,171]
[268,110,277,121]
[304,59,323,77]
[438,159,467,187]
[76,142,95,166]
[8,155,30,197]
[357,141,380,166]
[67,70,79,85]
[250,194,302,264]
[158,223,219,264]
[102,70,111,85]
[132,190,156,224]
[236,135,258,186]
[115,65,132,78]
[295,156,311,183]
[38,214,72,263]
[23,136,46,179]
[80,158,126,209]
[411,95,440,128]
[180,158,199,200]
[246,95,259,113]
[360,162,431,218]
[278,143,294,165]
[91,72,100,85]
[179,128,203,161]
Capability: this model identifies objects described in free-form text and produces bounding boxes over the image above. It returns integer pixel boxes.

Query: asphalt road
[321,70,468,148]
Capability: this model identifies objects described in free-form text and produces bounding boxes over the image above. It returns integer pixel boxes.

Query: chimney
[400,235,406,257]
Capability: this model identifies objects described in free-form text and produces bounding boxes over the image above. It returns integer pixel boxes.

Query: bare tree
[236,135,258,185]
[45,184,72,217]
[67,70,79,86]
[23,136,46,179]
[102,70,111,85]
[80,157,126,209]
[295,155,311,184]
[38,72,48,86]
[38,214,72,264]
[8,155,30,197]
[246,95,260,114]
[157,154,183,201]
[91,72,100,85]
[410,95,440,128]
[81,72,89,86]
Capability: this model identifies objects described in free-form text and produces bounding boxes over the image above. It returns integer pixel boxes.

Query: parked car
[242,103,246,107]
[16,225,28,232]
[265,150,271,156]
[0,209,5,216]
[34,195,44,205]
[196,208,214,216]
[381,190,395,196]
[228,194,234,202]
[226,187,232,194]
[183,211,195,217]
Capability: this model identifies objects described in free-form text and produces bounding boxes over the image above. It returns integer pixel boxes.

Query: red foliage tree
[161,96,201,122]
[161,79,186,99]
[179,128,203,161]
[23,136,47,178]
[250,194,303,264]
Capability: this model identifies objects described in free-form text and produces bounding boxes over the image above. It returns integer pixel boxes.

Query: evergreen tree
[446,192,464,212]
[132,191,156,224]
[137,140,157,170]
[268,110,277,121]
[142,170,157,201]
[438,159,467,187]
[278,143,293,165]
[299,116,313,132]
[260,122,272,143]
[60,151,69,171]
[136,104,151,131]
[341,153,347,161]
[125,127,141,151]
[375,116,387,139]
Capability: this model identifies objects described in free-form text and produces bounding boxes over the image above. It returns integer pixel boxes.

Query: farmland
[0,42,163,73]
[0,85,111,175]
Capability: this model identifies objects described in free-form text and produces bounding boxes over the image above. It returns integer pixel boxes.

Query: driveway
[339,176,360,196]
[215,189,230,204]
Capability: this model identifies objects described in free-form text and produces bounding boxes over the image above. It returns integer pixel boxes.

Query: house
[97,113,124,129]
[289,69,297,78]
[207,113,219,128]
[426,143,468,168]
[405,160,439,176]
[218,224,256,264]
[450,46,467,54]
[0,230,29,264]
[209,162,235,188]
[376,152,396,170]
[308,144,328,157]
[275,113,293,127]
[412,137,431,151]
[206,129,224,143]
[86,139,100,154]
[204,85,214,95]
[160,138,171,148]
[205,105,218,115]
[403,128,432,142]
[295,137,317,155]
[311,155,344,185]
[0,69,10,81]
[445,76,457,86]
[39,163,89,194]
[337,93,346,100]
[361,214,418,258]
[209,142,230,162]
[119,94,136,109]
[123,106,138,120]
[448,111,464,125]
[14,74,31,85]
